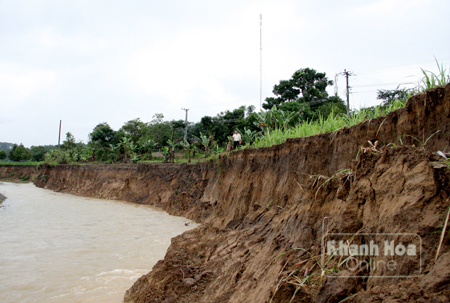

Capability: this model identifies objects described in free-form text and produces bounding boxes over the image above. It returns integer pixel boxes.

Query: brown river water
[0,182,198,303]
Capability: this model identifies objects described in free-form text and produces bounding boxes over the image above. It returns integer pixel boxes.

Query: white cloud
[0,0,448,146]
[351,0,430,16]
[31,28,107,53]
[0,63,57,104]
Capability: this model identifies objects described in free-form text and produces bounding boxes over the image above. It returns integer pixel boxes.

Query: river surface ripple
[0,182,198,303]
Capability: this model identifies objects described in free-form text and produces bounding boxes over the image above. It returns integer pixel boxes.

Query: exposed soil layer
[0,165,40,183]
[1,84,450,302]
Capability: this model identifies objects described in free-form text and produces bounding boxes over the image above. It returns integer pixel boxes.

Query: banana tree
[166,139,179,163]
[180,139,195,163]
[254,105,299,133]
[119,137,136,162]
[195,132,212,156]
[138,139,158,154]
[241,127,258,145]
[161,146,171,163]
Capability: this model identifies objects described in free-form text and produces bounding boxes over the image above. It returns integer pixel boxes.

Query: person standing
[232,130,241,150]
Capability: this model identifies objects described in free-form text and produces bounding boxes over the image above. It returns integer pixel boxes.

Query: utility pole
[342,69,354,115]
[181,108,189,141]
[58,120,62,148]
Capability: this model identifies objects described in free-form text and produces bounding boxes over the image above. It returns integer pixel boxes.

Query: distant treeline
[0,143,57,162]
[2,66,416,164]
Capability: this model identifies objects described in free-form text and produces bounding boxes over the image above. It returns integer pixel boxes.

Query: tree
[166,139,179,163]
[118,136,136,162]
[146,122,172,147]
[272,79,300,102]
[0,150,6,160]
[189,105,257,147]
[30,146,47,162]
[137,138,158,155]
[263,68,333,111]
[120,118,148,142]
[314,95,347,118]
[240,127,257,145]
[254,106,300,133]
[62,132,77,150]
[8,144,32,161]
[377,86,409,107]
[195,133,212,156]
[89,123,117,147]
[170,119,187,141]
[180,139,195,163]
[278,101,314,121]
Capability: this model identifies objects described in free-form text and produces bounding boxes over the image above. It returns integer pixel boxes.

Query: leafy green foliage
[254,106,300,133]
[0,142,14,153]
[20,174,30,181]
[120,118,147,142]
[0,150,6,160]
[30,146,47,162]
[180,139,195,163]
[11,63,438,165]
[189,105,257,147]
[89,123,118,148]
[166,139,179,163]
[62,132,77,150]
[8,144,32,161]
[252,100,406,149]
[377,86,409,107]
[263,68,334,111]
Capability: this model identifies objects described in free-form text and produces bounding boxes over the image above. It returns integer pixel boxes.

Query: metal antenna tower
[260,14,262,110]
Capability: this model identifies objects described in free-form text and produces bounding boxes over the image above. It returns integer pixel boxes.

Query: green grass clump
[20,175,30,181]
[251,100,406,149]
[418,58,450,92]
[0,161,44,166]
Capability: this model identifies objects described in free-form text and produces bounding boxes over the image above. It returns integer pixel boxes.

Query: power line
[354,58,450,75]
[352,81,416,88]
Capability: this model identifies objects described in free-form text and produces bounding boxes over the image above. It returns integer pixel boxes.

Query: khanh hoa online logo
[322,233,422,278]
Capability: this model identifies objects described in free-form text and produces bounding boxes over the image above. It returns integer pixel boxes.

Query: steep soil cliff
[1,84,450,302]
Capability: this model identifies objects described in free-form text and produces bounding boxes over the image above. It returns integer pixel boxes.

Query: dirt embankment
[1,84,450,302]
[0,165,40,182]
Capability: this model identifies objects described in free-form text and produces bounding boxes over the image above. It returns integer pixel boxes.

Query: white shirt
[232,133,241,142]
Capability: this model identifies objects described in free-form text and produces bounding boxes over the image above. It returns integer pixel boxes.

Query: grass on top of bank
[0,161,44,166]
[0,99,408,167]
[248,98,407,149]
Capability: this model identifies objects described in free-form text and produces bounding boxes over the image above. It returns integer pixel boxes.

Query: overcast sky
[1,0,449,147]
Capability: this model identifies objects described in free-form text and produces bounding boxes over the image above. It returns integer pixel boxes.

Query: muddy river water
[0,182,198,303]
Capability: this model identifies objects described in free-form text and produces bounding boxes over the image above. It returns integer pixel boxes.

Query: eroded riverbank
[1,84,450,302]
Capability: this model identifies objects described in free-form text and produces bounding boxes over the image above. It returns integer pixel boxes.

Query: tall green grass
[419,58,450,92]
[251,99,407,149]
